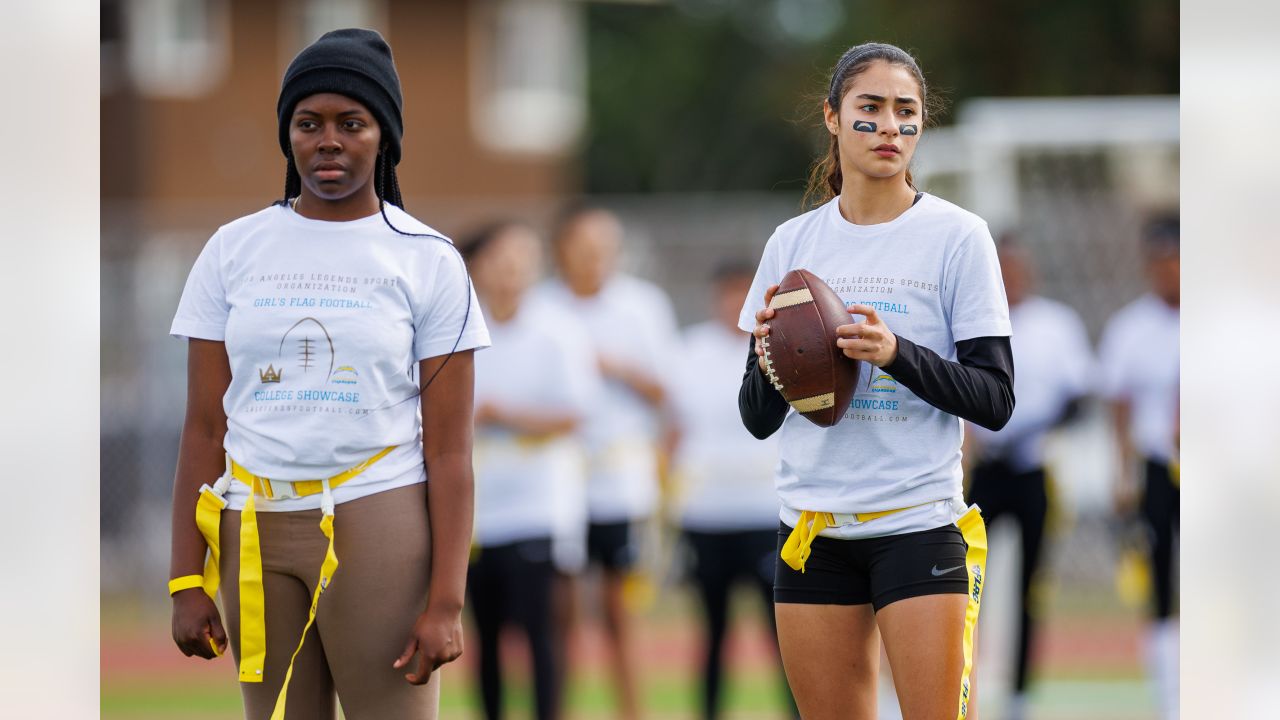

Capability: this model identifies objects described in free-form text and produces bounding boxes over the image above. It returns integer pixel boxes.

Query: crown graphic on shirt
[259,364,283,383]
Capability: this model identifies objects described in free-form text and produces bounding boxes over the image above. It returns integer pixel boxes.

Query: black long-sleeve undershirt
[738,334,1015,439]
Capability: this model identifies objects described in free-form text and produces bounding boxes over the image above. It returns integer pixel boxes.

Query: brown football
[760,269,860,427]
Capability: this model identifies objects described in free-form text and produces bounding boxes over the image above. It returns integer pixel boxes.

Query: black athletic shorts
[587,520,641,571]
[774,521,970,611]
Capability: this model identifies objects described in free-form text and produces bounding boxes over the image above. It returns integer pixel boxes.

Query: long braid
[372,151,403,208]
[374,152,386,204]
[387,164,403,208]
[278,152,302,206]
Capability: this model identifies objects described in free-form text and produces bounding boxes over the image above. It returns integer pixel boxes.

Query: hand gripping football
[760,269,860,427]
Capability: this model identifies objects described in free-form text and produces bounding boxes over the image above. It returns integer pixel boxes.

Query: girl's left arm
[394,349,476,684]
[884,334,1015,431]
[837,304,1015,430]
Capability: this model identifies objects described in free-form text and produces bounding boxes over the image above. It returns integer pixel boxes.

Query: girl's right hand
[753,284,780,375]
[171,589,228,660]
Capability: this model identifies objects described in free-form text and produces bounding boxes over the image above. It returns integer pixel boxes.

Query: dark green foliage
[582,0,1177,193]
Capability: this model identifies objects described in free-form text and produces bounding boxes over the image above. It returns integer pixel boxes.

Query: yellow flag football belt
[167,446,396,720]
[779,504,988,720]
[780,504,933,573]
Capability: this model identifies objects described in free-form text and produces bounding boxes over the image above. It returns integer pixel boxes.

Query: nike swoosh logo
[931,564,964,577]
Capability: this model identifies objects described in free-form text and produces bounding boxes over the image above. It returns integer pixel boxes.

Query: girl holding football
[739,42,1014,720]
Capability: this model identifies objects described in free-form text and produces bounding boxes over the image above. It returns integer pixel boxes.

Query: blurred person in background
[964,235,1093,720]
[463,220,600,720]
[166,29,487,719]
[531,203,681,720]
[671,261,797,720]
[1098,215,1179,720]
[741,43,1014,720]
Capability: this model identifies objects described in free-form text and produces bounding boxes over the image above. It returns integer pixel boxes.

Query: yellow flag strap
[193,481,229,600]
[955,505,988,720]
[780,503,932,573]
[238,477,267,682]
[270,492,339,719]
[780,511,832,573]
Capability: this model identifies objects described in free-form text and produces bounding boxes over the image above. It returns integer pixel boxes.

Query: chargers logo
[330,366,359,385]
[869,373,898,393]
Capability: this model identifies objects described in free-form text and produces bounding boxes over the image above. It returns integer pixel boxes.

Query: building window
[279,0,388,73]
[125,0,230,98]
[470,0,586,156]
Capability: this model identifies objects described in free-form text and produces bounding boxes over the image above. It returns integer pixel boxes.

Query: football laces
[760,335,784,392]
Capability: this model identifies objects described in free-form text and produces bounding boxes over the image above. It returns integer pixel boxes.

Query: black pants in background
[1142,460,1180,620]
[966,460,1048,694]
[684,527,797,720]
[467,537,558,720]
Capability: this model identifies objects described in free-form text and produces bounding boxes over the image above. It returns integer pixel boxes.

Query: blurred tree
[582,0,1177,193]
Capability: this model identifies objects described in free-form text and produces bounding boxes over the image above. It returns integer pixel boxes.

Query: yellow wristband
[168,575,205,596]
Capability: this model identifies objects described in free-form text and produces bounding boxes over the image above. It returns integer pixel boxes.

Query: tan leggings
[218,482,440,719]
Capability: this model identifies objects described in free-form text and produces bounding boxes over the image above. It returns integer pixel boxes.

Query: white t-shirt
[170,203,490,512]
[530,275,680,522]
[737,194,1011,539]
[968,295,1093,472]
[472,303,600,548]
[1098,293,1180,463]
[672,321,780,531]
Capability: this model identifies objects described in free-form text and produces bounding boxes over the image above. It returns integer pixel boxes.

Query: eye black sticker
[899,124,919,136]
[852,120,877,133]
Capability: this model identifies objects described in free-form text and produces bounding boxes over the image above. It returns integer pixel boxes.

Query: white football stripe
[769,288,814,310]
[790,392,835,413]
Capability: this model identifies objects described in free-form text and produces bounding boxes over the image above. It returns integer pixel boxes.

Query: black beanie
[277,28,404,166]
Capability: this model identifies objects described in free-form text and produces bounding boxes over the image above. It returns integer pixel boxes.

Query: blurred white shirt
[1098,293,1180,463]
[531,274,681,522]
[672,321,780,531]
[472,301,600,548]
[969,295,1094,472]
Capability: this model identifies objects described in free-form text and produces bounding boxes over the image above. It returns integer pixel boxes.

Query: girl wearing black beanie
[167,28,489,719]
